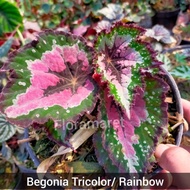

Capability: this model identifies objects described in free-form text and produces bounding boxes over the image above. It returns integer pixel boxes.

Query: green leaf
[63,1,74,8]
[175,53,187,64]
[0,38,13,58]
[170,65,190,80]
[94,73,169,173]
[0,113,16,143]
[93,129,119,173]
[91,2,103,12]
[41,3,51,14]
[0,0,23,35]
[83,0,92,4]
[52,4,62,14]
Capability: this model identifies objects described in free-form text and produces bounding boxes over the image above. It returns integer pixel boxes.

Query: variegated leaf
[170,65,190,80]
[0,31,97,134]
[94,23,160,117]
[94,72,169,173]
[93,22,169,174]
[0,113,16,143]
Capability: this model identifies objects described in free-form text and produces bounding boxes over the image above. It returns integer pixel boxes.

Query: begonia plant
[0,22,170,174]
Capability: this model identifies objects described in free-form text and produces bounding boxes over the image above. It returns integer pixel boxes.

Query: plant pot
[152,8,180,30]
[14,166,36,190]
[161,66,183,146]
[138,14,153,28]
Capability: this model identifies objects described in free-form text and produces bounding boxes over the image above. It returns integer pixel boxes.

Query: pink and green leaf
[93,23,169,174]
[93,71,169,173]
[94,23,161,117]
[0,31,97,133]
[93,130,119,173]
